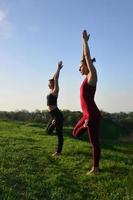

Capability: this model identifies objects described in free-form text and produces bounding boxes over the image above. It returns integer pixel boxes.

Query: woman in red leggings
[73,30,101,174]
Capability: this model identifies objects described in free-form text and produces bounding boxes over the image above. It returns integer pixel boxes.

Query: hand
[82,30,90,42]
[52,119,56,125]
[57,61,63,70]
[83,119,89,128]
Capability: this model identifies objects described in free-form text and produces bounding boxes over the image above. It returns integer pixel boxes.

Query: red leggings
[73,115,101,167]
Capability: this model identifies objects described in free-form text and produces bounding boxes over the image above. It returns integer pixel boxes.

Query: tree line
[0,110,133,131]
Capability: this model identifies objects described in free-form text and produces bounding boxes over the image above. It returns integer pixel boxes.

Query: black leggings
[47,108,64,153]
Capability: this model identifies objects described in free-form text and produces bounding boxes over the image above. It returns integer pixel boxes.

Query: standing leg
[87,119,101,173]
[56,118,64,153]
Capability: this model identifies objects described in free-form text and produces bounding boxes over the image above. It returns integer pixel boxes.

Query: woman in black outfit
[47,61,64,157]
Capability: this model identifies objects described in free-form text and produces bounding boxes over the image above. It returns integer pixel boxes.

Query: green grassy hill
[0,120,133,200]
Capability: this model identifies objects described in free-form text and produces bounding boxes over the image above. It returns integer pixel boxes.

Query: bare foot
[51,152,62,157]
[86,167,100,175]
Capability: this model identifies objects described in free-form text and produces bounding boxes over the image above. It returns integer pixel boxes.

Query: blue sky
[0,0,133,112]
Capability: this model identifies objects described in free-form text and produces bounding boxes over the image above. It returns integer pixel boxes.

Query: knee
[72,128,77,137]
[72,128,82,137]
[72,123,80,136]
[47,126,53,135]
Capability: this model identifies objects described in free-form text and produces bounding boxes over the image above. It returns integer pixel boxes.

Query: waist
[48,107,63,119]
[81,101,100,113]
[47,94,57,107]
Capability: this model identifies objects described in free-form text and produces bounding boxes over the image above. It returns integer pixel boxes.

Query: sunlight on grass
[0,120,133,199]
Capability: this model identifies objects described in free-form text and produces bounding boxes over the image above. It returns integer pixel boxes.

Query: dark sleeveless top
[47,93,57,106]
[80,78,101,120]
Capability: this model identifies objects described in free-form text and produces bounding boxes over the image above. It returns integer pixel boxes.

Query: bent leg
[46,119,55,135]
[73,116,86,137]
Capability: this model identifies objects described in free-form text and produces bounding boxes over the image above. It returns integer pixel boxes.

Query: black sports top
[47,93,57,106]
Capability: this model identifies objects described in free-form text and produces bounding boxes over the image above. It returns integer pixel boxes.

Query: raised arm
[81,33,90,62]
[52,61,63,95]
[82,30,97,84]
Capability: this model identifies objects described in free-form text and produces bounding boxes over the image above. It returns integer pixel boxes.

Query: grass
[0,120,133,200]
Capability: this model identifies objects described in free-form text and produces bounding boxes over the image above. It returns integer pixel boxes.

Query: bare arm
[81,36,85,62]
[82,30,97,84]
[52,61,63,95]
[81,33,90,62]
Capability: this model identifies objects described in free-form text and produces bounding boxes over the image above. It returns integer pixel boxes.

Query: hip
[49,107,63,120]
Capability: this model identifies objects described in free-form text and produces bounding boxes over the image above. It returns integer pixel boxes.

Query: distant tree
[0,110,132,131]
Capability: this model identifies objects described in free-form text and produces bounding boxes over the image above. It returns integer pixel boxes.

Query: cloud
[27,25,39,33]
[0,10,7,22]
[0,9,13,39]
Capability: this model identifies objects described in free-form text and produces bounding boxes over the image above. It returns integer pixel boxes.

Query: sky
[0,0,133,113]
